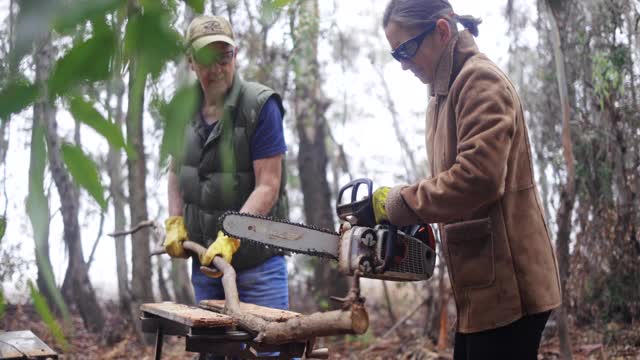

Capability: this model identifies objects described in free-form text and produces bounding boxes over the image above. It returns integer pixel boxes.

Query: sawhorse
[140,302,328,359]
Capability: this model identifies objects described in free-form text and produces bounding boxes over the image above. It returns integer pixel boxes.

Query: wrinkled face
[189,42,236,100]
[384,20,451,84]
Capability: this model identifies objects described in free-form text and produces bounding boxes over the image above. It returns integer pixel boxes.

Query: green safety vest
[178,73,288,270]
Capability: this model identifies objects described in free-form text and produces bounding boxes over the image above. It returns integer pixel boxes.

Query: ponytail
[455,14,482,37]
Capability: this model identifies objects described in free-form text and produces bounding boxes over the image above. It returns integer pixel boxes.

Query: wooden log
[199,300,301,322]
[208,249,369,345]
[256,303,369,344]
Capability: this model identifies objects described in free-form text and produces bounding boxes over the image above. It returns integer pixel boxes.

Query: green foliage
[27,123,73,326]
[68,96,135,158]
[27,123,49,243]
[11,0,60,68]
[261,0,294,23]
[0,79,40,121]
[592,48,627,109]
[184,0,205,14]
[124,7,184,79]
[28,280,69,350]
[61,144,107,210]
[158,84,199,167]
[53,0,127,34]
[270,0,295,8]
[48,27,116,98]
[12,0,126,68]
[0,287,5,321]
[318,298,330,311]
[0,216,6,243]
[346,328,374,346]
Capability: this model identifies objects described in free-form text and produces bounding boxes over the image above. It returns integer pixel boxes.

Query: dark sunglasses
[192,48,235,66]
[391,22,437,62]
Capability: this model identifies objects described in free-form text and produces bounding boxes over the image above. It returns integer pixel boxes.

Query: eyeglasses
[192,48,235,67]
[391,23,437,62]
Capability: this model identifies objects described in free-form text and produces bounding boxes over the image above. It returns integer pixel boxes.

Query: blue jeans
[192,256,289,359]
[191,255,289,309]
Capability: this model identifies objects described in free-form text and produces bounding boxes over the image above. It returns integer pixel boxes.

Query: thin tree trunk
[30,56,57,308]
[107,33,132,313]
[381,281,396,324]
[292,0,348,305]
[170,259,194,305]
[545,1,575,358]
[157,260,172,301]
[34,31,106,332]
[436,248,450,351]
[126,2,154,306]
[164,5,196,307]
[374,66,422,183]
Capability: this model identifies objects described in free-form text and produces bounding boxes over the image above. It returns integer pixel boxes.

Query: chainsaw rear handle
[336,178,376,228]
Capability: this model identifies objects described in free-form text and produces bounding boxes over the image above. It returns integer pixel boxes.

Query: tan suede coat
[385,31,562,333]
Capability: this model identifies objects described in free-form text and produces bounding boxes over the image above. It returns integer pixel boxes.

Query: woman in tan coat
[374,0,562,359]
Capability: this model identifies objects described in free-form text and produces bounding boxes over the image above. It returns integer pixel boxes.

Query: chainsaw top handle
[336,178,376,228]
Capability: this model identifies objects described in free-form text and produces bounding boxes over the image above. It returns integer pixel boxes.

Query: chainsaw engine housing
[338,225,436,281]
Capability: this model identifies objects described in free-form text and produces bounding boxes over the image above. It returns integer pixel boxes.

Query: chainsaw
[219,178,436,282]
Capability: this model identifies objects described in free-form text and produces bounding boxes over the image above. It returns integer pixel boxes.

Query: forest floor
[1,301,639,359]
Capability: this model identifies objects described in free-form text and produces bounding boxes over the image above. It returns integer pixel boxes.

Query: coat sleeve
[386,64,517,225]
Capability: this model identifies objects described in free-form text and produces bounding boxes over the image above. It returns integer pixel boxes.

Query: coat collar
[431,31,480,97]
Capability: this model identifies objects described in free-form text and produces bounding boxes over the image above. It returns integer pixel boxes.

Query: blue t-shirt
[250,97,287,160]
[200,96,287,160]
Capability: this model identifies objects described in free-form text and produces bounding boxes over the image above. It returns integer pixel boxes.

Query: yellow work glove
[163,216,189,258]
[372,186,391,224]
[199,231,241,277]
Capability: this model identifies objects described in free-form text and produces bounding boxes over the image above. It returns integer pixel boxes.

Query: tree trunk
[544,1,575,358]
[164,4,196,307]
[107,51,132,313]
[34,32,105,332]
[435,245,450,351]
[126,3,154,305]
[30,43,59,309]
[170,258,194,305]
[292,0,348,305]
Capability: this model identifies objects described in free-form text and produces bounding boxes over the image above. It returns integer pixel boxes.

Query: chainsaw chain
[218,211,340,260]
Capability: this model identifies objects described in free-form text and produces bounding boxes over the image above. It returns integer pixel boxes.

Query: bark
[30,98,56,308]
[107,76,132,313]
[170,258,194,305]
[157,260,172,302]
[292,0,348,304]
[167,4,196,307]
[545,1,575,358]
[126,2,154,305]
[34,32,105,332]
[436,249,450,351]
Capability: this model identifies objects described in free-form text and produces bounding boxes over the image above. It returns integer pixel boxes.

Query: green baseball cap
[186,15,236,51]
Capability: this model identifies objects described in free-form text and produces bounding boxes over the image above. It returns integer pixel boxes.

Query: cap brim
[191,35,236,51]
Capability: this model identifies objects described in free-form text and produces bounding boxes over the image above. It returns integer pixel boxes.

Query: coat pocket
[444,218,495,289]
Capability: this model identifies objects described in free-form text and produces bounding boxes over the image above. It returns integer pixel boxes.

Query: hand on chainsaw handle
[199,231,240,278]
[163,216,189,258]
[372,186,391,224]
